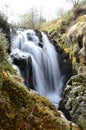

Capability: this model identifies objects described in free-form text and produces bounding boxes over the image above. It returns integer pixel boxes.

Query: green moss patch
[0,71,81,130]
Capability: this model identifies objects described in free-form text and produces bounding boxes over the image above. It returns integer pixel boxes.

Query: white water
[11,29,63,107]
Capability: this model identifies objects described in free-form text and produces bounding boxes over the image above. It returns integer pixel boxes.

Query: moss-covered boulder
[61,74,86,130]
[0,71,81,130]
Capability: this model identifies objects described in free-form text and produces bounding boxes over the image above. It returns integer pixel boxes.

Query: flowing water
[11,29,63,108]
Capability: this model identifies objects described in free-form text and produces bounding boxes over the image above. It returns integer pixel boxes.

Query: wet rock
[35,29,42,42]
[10,51,33,89]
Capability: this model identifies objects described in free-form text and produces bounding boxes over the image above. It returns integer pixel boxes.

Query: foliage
[0,29,15,74]
[41,19,58,33]
[0,61,16,75]
[56,10,73,34]
[20,7,46,29]
[0,29,8,63]
[79,0,86,6]
[0,8,10,45]
[62,10,73,25]
[41,9,73,35]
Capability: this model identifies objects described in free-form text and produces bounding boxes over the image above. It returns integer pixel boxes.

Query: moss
[0,71,81,130]
[41,19,58,33]
[0,29,15,75]
[0,28,8,62]
[0,61,16,75]
[0,76,32,108]
[77,15,86,22]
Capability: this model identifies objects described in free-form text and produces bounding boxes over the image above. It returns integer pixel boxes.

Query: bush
[0,10,10,46]
[62,10,73,25]
[0,29,8,63]
[56,11,73,34]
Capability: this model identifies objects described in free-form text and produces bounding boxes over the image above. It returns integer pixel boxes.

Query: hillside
[41,5,86,71]
[41,5,86,34]
[41,19,60,32]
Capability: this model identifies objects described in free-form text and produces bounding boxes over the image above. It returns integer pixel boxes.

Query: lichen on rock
[61,74,86,130]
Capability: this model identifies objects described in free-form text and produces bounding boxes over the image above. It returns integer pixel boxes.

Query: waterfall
[11,29,63,107]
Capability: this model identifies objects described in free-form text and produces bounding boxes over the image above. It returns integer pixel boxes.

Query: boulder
[0,71,81,130]
[60,74,86,130]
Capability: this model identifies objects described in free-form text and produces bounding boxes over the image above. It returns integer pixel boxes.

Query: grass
[41,19,60,33]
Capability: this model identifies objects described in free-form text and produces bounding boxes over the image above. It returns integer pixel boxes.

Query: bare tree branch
[66,0,80,7]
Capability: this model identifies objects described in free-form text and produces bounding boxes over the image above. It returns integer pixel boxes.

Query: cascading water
[11,29,63,108]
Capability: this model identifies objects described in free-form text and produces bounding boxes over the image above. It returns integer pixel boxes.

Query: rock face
[61,21,86,75]
[11,52,33,89]
[64,22,86,65]
[0,71,81,130]
[61,75,86,130]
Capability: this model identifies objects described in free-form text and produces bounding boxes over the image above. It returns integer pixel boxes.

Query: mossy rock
[0,71,81,130]
[62,75,86,130]
[77,15,86,22]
